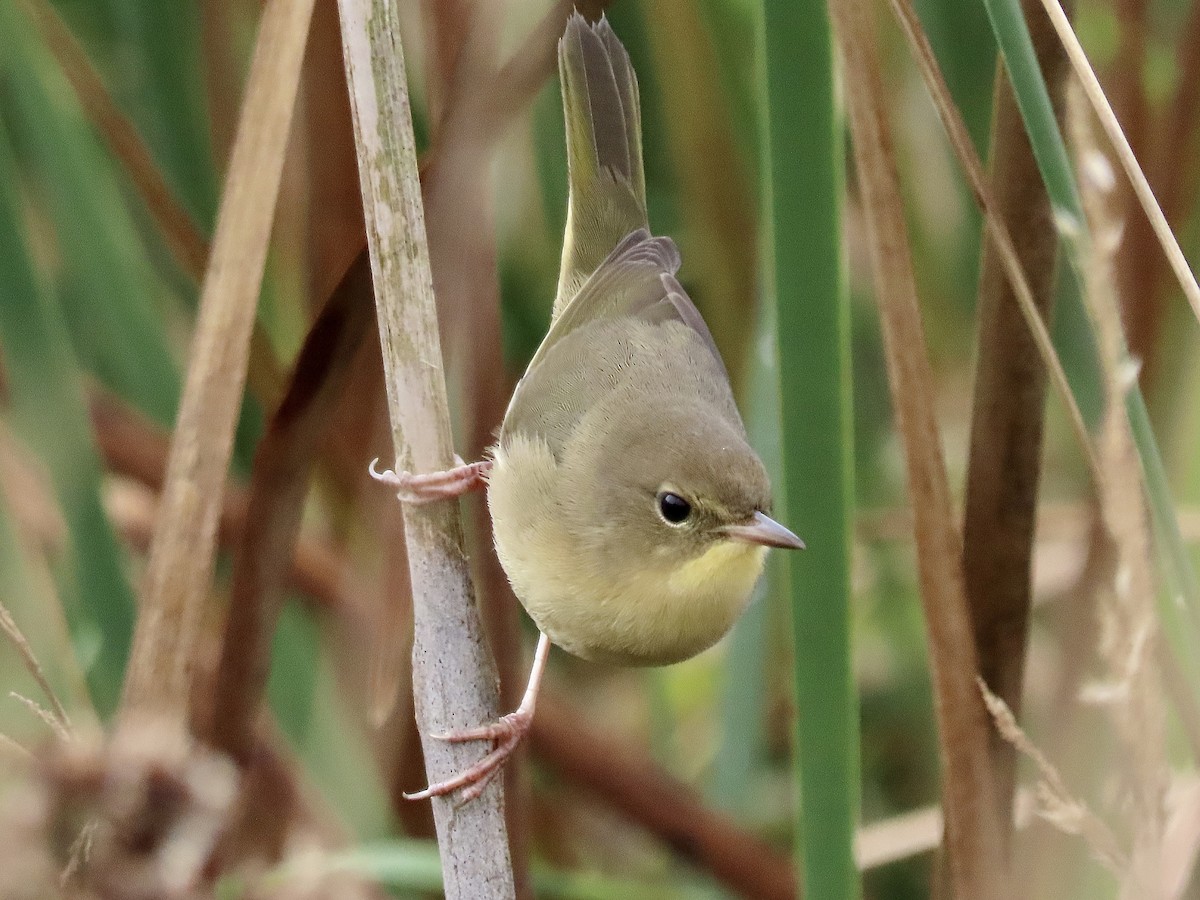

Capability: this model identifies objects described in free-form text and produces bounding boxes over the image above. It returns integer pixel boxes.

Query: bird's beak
[723,511,805,550]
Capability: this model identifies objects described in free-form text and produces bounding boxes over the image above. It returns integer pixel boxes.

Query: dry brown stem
[414,4,533,893]
[1122,0,1200,385]
[302,0,366,300]
[335,0,512,893]
[958,0,1071,855]
[831,0,1008,895]
[120,0,317,722]
[1159,0,1200,236]
[888,0,1096,475]
[203,252,375,762]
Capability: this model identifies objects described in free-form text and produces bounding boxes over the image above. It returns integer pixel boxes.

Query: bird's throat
[667,539,768,600]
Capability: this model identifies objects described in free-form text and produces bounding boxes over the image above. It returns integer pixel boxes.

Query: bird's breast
[488,436,766,666]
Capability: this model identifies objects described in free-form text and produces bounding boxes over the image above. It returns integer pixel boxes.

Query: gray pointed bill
[723,511,805,550]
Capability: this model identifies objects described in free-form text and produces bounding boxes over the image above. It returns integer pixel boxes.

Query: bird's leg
[404,632,552,803]
[369,456,492,504]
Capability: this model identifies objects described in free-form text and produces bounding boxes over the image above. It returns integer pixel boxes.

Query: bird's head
[570,395,804,587]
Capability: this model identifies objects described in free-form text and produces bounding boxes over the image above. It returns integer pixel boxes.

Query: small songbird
[373,12,803,801]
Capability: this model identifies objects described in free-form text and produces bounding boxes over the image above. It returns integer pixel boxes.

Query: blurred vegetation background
[0,0,1198,897]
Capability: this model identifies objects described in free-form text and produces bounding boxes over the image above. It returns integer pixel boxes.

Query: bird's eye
[657,491,692,525]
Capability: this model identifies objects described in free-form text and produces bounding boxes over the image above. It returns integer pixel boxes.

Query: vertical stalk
[832,0,1008,894]
[335,0,514,895]
[759,1,859,897]
[960,0,1071,856]
[120,0,316,721]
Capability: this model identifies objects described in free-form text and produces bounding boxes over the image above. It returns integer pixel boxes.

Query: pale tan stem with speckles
[335,0,514,895]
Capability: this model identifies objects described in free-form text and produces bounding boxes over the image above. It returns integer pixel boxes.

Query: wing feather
[503,230,731,452]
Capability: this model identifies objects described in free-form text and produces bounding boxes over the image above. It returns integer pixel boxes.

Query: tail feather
[595,20,645,205]
[555,13,649,317]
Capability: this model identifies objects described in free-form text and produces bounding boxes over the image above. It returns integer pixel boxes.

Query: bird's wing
[532,228,724,374]
[502,229,731,452]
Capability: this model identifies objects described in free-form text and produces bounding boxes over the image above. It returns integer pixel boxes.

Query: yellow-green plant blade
[760,0,860,896]
[0,127,134,717]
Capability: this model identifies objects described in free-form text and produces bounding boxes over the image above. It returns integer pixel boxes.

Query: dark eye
[657,491,692,524]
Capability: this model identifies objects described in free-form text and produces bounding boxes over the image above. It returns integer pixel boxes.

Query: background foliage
[0,0,1198,897]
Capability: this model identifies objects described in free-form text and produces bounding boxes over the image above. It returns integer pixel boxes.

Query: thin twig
[335,0,512,894]
[120,0,317,720]
[0,600,71,735]
[1037,0,1200,326]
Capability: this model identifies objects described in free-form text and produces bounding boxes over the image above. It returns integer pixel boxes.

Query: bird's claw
[368,457,492,504]
[403,710,532,803]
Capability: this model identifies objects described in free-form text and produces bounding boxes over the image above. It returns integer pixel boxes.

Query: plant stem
[335,0,513,894]
[760,0,859,896]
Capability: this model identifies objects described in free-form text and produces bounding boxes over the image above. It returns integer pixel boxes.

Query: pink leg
[404,632,552,803]
[369,456,492,504]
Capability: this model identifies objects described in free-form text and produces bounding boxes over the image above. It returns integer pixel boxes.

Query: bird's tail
[554,13,649,318]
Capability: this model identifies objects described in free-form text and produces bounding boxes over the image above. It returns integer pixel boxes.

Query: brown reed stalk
[830,0,1008,894]
[120,0,317,722]
[960,0,1072,857]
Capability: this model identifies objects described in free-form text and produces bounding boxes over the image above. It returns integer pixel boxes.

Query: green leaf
[0,123,134,717]
[1,2,182,429]
[760,0,860,896]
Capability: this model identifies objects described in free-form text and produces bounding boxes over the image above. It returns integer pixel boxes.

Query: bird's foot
[403,709,533,803]
[404,633,551,804]
[369,456,492,504]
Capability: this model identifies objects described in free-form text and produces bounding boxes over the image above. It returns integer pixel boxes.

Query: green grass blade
[979,0,1083,224]
[2,2,182,429]
[760,0,860,896]
[0,126,134,717]
[51,0,218,227]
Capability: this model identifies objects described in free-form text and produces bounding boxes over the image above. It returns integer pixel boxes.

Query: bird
[371,11,804,802]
